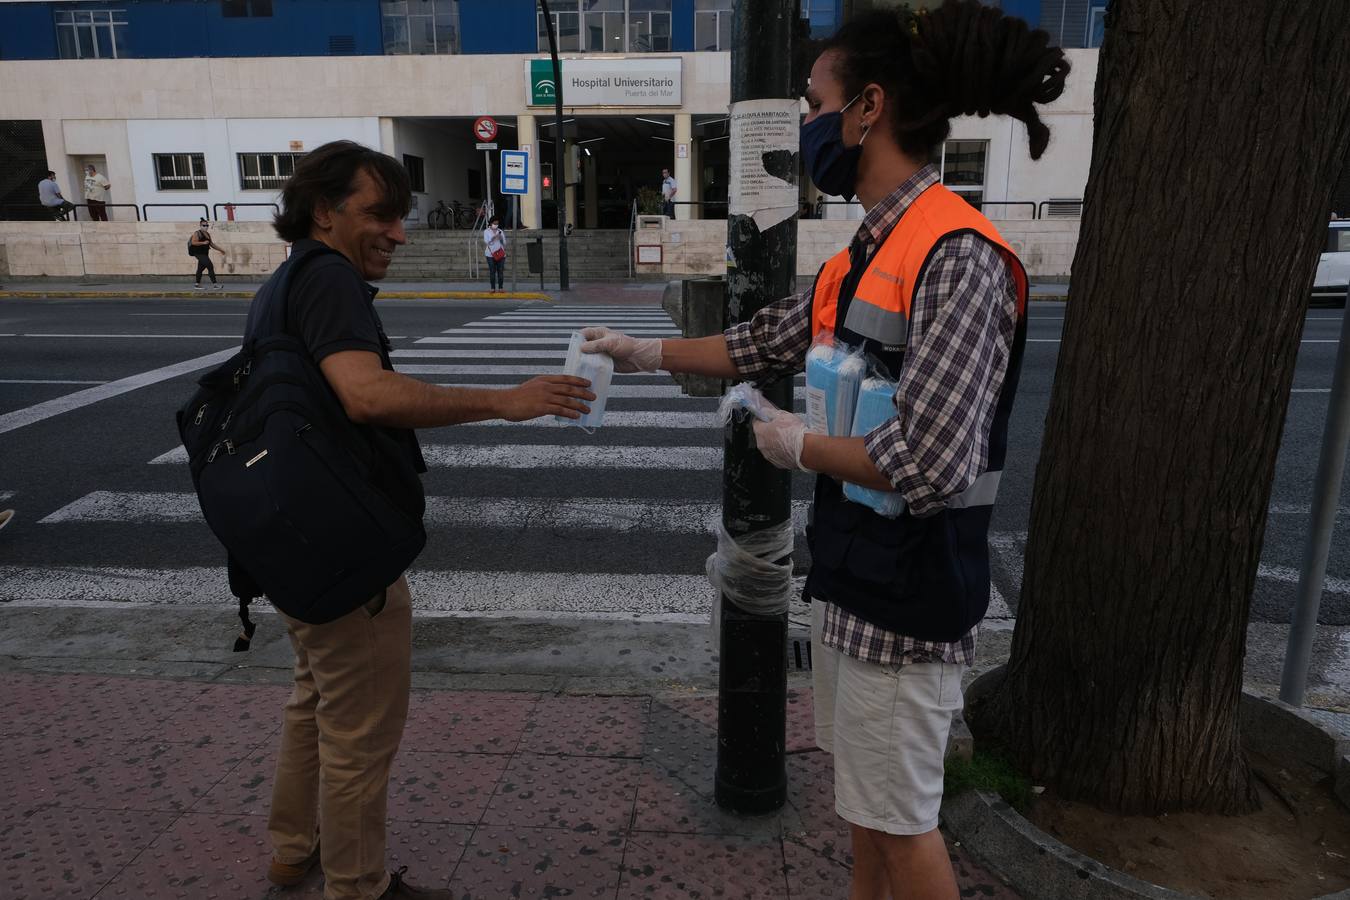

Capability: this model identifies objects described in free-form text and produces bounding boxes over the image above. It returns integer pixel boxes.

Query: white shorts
[812,605,965,835]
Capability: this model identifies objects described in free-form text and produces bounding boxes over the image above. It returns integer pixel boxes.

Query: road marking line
[0,346,239,437]
[130,313,248,317]
[416,337,576,345]
[442,329,678,337]
[0,490,13,502]
[430,382,806,400]
[0,379,108,385]
[150,443,724,469]
[1292,389,1332,393]
[0,566,719,622]
[399,349,570,359]
[40,491,812,532]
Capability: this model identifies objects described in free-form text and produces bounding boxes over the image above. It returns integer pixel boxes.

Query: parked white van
[1313,219,1350,307]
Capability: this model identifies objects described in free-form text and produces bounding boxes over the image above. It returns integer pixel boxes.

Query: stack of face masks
[804,340,865,437]
[556,331,613,432]
[844,375,907,518]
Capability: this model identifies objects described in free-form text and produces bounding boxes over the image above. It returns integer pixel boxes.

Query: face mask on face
[800,93,869,201]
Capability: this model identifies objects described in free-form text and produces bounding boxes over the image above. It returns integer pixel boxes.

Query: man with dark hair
[37,171,76,220]
[260,140,593,900]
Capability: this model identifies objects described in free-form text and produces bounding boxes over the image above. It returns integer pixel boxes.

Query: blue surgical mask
[801,93,868,201]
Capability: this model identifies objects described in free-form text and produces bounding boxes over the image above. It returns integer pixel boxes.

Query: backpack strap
[246,244,348,346]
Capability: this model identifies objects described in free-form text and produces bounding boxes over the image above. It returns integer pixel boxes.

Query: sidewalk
[3,671,1019,899]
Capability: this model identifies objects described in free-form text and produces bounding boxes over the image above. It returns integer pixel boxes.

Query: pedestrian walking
[37,171,76,220]
[483,214,507,293]
[83,164,112,221]
[660,167,678,219]
[190,218,224,290]
[251,140,592,900]
[581,3,1067,898]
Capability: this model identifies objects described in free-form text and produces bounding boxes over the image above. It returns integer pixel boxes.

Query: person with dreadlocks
[583,1,1067,895]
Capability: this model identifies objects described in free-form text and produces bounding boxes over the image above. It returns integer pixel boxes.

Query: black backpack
[176,245,426,643]
[188,230,205,257]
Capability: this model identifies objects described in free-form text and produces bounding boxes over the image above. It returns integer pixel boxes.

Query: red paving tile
[452,825,625,899]
[402,690,539,754]
[484,755,643,831]
[519,694,650,757]
[1,673,1023,899]
[387,751,510,824]
[618,832,788,898]
[0,806,177,900]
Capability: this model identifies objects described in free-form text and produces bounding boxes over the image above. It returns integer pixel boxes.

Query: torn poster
[727,98,799,234]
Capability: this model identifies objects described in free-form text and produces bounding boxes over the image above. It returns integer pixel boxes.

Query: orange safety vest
[803,182,1029,642]
[811,183,1028,351]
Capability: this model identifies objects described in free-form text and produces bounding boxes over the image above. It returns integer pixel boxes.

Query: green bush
[945,751,1034,812]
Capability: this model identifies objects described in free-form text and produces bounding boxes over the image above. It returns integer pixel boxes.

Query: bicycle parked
[426,199,479,230]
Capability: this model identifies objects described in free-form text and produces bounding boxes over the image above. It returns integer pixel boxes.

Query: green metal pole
[538,0,570,291]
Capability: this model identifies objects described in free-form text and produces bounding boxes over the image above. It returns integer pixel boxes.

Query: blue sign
[500,150,529,196]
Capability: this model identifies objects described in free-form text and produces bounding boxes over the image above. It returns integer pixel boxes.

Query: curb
[0,290,552,301]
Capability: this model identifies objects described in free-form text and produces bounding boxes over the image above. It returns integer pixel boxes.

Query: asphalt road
[0,293,1345,628]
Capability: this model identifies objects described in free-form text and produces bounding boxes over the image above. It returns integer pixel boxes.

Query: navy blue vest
[805,231,1027,642]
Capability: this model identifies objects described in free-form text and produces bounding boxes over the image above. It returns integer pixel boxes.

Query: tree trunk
[973,1,1350,816]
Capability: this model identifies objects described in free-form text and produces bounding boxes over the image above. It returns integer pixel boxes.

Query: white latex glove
[752,408,811,472]
[580,326,663,373]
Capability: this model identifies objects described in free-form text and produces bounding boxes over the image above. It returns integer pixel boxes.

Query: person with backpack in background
[182,140,593,900]
[581,3,1066,896]
[482,214,507,293]
[190,218,224,290]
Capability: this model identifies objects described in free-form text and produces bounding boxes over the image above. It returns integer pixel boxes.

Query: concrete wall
[636,217,1080,282]
[0,220,285,278]
[390,118,493,226]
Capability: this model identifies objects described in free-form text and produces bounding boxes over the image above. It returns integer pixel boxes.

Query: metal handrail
[0,202,144,221]
[211,202,280,220]
[72,202,143,221]
[142,202,210,222]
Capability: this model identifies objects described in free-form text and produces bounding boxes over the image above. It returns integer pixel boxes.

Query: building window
[237,152,303,191]
[628,0,672,52]
[538,10,582,52]
[538,1,671,53]
[154,154,208,191]
[937,140,987,207]
[1086,5,1106,48]
[800,0,837,39]
[695,0,733,51]
[381,0,459,55]
[55,9,129,59]
[403,154,426,193]
[221,0,273,17]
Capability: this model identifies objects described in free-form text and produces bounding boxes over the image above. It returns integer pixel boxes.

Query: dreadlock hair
[822,0,1070,162]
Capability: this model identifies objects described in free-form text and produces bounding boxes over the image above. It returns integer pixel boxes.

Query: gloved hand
[580,326,663,373]
[752,408,811,472]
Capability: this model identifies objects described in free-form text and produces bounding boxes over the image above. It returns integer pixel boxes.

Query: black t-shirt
[284,239,426,474]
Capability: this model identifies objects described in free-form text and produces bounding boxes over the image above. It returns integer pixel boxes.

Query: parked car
[1312,219,1350,307]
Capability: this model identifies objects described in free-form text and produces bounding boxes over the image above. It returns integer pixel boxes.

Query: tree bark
[973,0,1350,816]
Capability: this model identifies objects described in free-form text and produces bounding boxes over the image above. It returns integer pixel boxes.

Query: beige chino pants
[268,576,413,900]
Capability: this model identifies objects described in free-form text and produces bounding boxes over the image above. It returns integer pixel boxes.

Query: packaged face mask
[844,375,907,518]
[804,335,865,437]
[556,331,613,432]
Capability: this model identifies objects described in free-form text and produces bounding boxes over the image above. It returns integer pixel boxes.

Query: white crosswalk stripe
[18,304,1018,627]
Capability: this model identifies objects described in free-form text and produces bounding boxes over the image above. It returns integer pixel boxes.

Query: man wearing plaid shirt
[582,8,1054,893]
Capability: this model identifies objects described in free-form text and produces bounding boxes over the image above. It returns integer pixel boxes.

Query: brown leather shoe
[378,866,454,898]
[267,844,320,887]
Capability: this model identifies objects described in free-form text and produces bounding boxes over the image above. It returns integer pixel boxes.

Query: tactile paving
[618,831,789,898]
[519,694,650,757]
[784,687,818,753]
[387,751,510,824]
[145,683,288,749]
[4,673,206,743]
[783,830,854,898]
[95,812,277,899]
[401,690,540,754]
[191,740,279,816]
[780,749,843,838]
[452,825,625,899]
[483,755,642,831]
[631,760,781,839]
[385,821,474,893]
[0,805,177,900]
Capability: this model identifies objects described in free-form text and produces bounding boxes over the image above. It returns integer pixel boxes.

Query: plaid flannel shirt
[723,165,1017,667]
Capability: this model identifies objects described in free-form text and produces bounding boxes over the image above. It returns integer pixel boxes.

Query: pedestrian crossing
[4,303,1022,624]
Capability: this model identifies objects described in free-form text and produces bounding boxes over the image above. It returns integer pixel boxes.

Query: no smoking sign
[473,116,498,142]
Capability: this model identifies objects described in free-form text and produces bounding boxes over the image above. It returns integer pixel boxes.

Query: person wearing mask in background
[190,218,225,290]
[580,3,1066,897]
[483,214,507,294]
[83,164,112,221]
[37,171,76,220]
